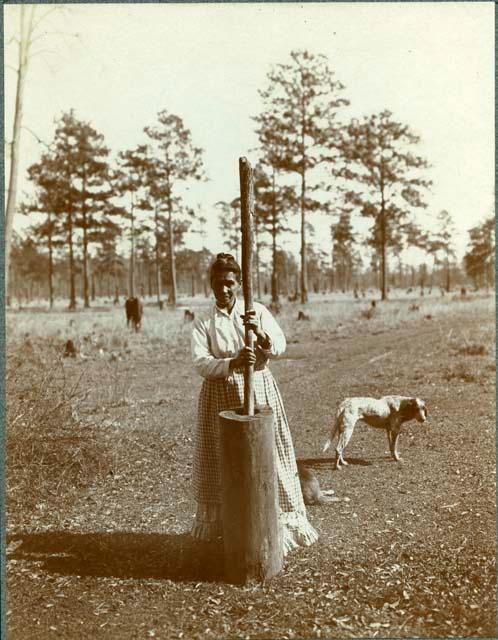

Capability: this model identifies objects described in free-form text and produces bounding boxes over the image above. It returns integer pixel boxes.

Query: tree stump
[220,405,283,584]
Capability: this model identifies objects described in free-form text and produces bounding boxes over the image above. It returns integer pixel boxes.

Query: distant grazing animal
[297,462,346,505]
[323,396,428,470]
[63,339,77,358]
[184,309,195,323]
[297,310,311,321]
[125,297,143,332]
[409,303,420,311]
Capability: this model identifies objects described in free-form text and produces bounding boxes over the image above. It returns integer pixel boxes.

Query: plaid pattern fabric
[192,368,305,512]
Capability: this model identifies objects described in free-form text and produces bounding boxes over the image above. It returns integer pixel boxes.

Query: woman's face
[211,271,240,308]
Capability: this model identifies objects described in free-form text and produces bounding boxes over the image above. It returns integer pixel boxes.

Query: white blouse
[191,298,286,379]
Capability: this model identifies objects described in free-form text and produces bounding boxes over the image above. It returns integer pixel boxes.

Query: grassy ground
[5,290,497,639]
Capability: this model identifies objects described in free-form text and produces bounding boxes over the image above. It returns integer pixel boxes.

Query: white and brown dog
[323,396,428,469]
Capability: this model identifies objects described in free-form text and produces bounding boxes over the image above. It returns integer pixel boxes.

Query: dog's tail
[323,406,344,453]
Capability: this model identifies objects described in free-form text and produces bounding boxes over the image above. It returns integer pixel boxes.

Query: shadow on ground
[298,456,372,467]
[7,531,224,583]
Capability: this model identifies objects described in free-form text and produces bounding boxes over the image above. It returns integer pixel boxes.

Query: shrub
[6,338,111,525]
[456,343,488,356]
[444,361,481,383]
[360,307,375,320]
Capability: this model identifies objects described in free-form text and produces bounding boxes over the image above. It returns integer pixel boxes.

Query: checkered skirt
[192,367,318,553]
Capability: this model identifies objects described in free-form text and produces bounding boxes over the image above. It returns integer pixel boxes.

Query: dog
[297,461,349,505]
[323,396,427,470]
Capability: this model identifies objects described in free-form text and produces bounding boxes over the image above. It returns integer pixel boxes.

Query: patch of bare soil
[6,307,496,639]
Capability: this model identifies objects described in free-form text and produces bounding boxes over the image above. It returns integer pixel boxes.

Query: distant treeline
[10,232,493,309]
[7,49,495,309]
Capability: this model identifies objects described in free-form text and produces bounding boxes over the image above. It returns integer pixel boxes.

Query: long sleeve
[257,303,286,357]
[191,316,232,379]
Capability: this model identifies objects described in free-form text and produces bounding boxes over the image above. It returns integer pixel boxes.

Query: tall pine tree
[340,111,431,300]
[144,110,205,305]
[254,50,349,303]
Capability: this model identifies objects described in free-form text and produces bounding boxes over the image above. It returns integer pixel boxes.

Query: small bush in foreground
[455,342,488,356]
[7,339,111,525]
[444,361,483,383]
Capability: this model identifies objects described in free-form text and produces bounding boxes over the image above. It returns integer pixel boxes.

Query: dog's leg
[325,416,344,469]
[387,427,402,461]
[387,429,394,458]
[335,417,355,469]
[392,431,402,461]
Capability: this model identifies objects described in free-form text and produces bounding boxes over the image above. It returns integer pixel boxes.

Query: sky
[4,2,495,266]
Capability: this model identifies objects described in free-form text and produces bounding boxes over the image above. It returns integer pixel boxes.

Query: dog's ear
[399,398,420,420]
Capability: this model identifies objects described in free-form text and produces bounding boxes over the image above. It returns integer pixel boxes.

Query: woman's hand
[242,311,272,349]
[229,346,257,372]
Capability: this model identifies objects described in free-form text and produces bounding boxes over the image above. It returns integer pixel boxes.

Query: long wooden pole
[239,157,255,416]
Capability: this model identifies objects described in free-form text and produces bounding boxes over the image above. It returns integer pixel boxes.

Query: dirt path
[6,307,496,639]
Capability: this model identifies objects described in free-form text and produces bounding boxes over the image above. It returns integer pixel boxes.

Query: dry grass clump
[360,307,376,320]
[456,343,488,356]
[6,339,111,525]
[448,326,495,358]
[444,361,485,384]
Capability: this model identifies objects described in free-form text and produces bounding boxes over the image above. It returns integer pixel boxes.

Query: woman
[190,253,318,554]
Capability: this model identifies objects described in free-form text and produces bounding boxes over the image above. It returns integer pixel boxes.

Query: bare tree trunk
[300,169,308,304]
[148,260,152,298]
[67,210,76,310]
[154,205,162,309]
[380,194,387,301]
[82,184,90,308]
[48,212,54,309]
[445,252,451,292]
[91,264,96,301]
[128,192,135,298]
[271,170,279,304]
[167,207,176,305]
[165,167,177,306]
[5,6,35,295]
[255,219,261,300]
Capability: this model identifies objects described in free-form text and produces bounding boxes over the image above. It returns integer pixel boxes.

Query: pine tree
[255,50,349,303]
[341,111,431,300]
[253,165,296,303]
[114,145,151,298]
[25,151,67,308]
[434,210,456,292]
[216,198,241,262]
[331,212,356,292]
[144,110,206,306]
[48,111,114,309]
[464,216,495,290]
